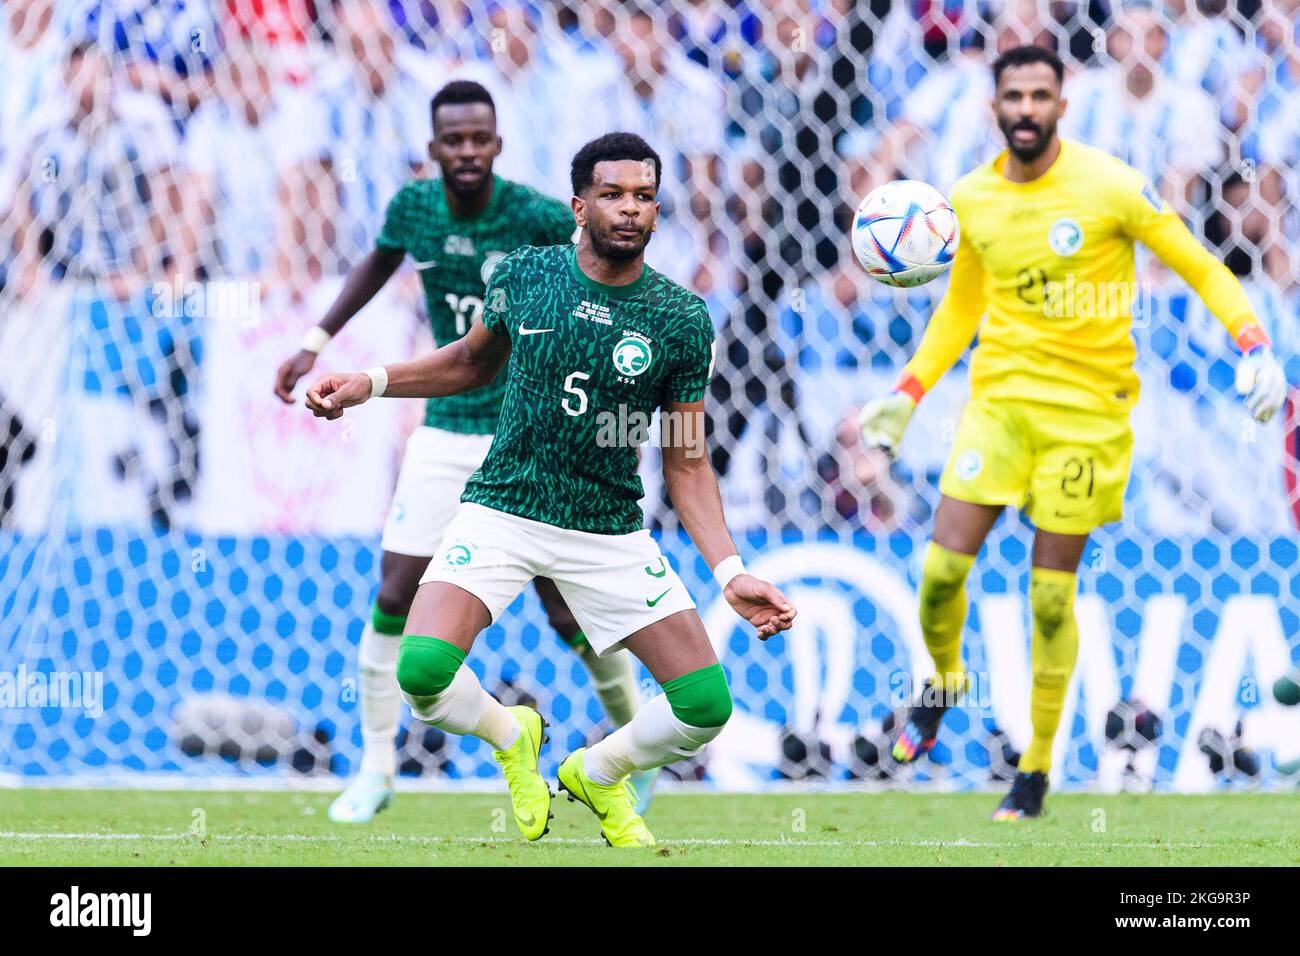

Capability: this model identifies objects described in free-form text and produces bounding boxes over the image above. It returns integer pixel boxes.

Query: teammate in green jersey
[274,83,655,825]
[305,132,797,847]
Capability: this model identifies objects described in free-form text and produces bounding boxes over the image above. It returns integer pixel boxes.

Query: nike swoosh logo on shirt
[518,325,555,336]
[646,588,673,607]
[411,259,437,270]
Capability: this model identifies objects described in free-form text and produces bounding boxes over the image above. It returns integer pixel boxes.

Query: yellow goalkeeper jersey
[899,139,1266,413]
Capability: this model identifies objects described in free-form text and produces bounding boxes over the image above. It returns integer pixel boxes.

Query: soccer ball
[850,180,959,288]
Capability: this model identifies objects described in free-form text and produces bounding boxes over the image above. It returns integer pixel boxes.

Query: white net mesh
[1,0,1298,790]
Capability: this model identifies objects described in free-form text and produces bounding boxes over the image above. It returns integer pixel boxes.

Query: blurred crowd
[1,0,1298,536]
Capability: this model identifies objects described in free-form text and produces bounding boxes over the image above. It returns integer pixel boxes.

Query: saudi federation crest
[1048,218,1084,257]
[444,544,473,568]
[612,334,653,377]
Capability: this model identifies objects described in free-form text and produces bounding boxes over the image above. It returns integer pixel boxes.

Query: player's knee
[686,687,733,731]
[1030,571,1077,641]
[920,543,973,608]
[396,635,467,698]
[1032,599,1069,642]
[370,599,408,641]
[664,663,733,730]
[375,578,417,622]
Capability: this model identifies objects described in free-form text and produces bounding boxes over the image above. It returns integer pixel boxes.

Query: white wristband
[365,366,388,399]
[300,326,332,354]
[713,554,746,590]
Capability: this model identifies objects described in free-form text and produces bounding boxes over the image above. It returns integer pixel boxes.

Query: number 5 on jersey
[562,371,590,416]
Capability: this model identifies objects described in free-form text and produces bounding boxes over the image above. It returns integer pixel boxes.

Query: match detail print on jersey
[462,245,715,534]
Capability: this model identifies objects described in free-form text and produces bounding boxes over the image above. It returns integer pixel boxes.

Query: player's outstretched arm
[1129,183,1287,423]
[304,322,511,419]
[860,228,986,458]
[660,400,796,640]
[274,247,406,404]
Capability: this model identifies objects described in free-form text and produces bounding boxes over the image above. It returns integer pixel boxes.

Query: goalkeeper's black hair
[430,80,496,128]
[570,132,662,195]
[992,45,1065,87]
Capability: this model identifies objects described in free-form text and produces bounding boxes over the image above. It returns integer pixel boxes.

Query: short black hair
[570,132,662,196]
[430,80,495,128]
[992,45,1064,87]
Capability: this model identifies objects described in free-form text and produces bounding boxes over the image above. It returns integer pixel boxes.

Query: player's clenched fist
[274,350,317,404]
[304,372,374,419]
[724,574,797,641]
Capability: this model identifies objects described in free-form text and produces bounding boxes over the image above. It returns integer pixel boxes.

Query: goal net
[1,0,1297,791]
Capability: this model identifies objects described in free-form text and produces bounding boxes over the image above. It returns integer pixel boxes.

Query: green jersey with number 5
[463,244,715,534]
[375,175,576,434]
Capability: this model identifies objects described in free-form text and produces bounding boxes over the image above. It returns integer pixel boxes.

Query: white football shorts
[380,426,495,558]
[420,502,698,656]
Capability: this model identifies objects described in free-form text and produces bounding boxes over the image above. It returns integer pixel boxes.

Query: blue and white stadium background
[1,1,1299,791]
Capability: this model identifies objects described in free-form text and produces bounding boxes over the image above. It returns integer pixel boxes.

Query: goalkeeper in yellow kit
[859,46,1287,820]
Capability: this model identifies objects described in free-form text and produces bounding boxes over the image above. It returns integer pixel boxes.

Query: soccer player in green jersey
[274,83,655,825]
[305,132,797,847]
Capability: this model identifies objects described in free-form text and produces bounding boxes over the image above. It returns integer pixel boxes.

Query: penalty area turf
[0,788,1295,867]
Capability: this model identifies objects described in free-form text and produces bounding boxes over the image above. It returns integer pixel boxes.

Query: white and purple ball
[851,180,959,288]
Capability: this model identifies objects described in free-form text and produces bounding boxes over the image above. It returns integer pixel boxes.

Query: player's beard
[1000,115,1058,163]
[444,169,491,203]
[587,219,653,262]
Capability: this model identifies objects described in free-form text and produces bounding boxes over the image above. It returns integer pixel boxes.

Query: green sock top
[662,662,733,728]
[396,635,468,698]
[372,605,409,636]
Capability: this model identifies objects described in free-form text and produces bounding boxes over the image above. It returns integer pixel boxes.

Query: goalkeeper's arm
[1136,210,1287,423]
[859,238,986,457]
[304,321,510,418]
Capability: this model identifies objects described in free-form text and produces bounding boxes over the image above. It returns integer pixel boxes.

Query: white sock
[582,694,722,785]
[402,665,521,751]
[358,623,400,777]
[578,645,642,727]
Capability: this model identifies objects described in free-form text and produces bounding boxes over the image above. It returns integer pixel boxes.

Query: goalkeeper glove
[858,392,917,460]
[1235,345,1286,423]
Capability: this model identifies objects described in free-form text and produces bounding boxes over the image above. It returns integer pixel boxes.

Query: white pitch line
[0,831,1252,850]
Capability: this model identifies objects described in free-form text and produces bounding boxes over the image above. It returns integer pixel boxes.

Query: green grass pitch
[0,788,1295,866]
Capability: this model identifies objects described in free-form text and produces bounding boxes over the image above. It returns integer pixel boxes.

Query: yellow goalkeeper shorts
[938,397,1134,535]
